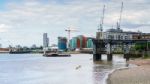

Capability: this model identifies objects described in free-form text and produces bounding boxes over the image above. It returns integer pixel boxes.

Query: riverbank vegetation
[129,42,150,58]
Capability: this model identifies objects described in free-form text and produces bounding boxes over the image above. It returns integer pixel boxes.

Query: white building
[43,33,49,48]
[97,28,133,40]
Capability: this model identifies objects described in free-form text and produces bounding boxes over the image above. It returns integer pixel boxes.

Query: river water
[0,54,127,84]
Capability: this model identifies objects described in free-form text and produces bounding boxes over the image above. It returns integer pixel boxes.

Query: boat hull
[9,51,31,54]
[43,53,71,57]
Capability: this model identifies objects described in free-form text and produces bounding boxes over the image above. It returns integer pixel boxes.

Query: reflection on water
[93,54,126,84]
[0,54,126,84]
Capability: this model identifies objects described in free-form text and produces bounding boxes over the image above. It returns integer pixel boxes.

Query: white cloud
[0,0,149,47]
[0,24,11,32]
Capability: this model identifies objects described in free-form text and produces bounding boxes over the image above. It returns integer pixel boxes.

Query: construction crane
[98,5,105,32]
[117,2,124,29]
[65,27,78,50]
[97,5,105,40]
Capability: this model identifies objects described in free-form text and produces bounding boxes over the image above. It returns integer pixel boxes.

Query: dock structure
[92,39,149,61]
[92,2,150,62]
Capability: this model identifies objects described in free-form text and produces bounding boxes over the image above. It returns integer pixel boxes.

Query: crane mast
[65,27,77,51]
[99,5,105,32]
[117,2,124,29]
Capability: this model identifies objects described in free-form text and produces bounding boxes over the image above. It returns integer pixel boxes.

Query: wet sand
[107,59,150,84]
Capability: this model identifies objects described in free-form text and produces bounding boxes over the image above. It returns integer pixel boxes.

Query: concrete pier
[107,54,113,61]
[106,43,113,61]
[124,54,130,61]
[92,39,149,62]
[93,39,105,61]
[93,54,102,61]
[123,44,130,61]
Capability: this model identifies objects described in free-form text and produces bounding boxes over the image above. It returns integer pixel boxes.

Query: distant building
[101,28,150,40]
[58,37,67,51]
[141,33,150,40]
[69,35,87,49]
[86,38,94,48]
[43,33,49,48]
[69,35,94,50]
[132,33,150,40]
[31,44,37,49]
[97,28,133,40]
[0,48,9,52]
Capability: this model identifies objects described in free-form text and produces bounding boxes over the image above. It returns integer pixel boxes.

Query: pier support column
[107,54,113,61]
[124,54,130,61]
[106,43,113,61]
[123,44,130,61]
[93,54,102,61]
[93,39,104,61]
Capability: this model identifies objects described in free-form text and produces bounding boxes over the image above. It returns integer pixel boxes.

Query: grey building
[97,28,133,40]
[43,33,49,48]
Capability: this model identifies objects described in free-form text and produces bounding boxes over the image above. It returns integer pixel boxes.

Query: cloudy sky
[0,0,149,47]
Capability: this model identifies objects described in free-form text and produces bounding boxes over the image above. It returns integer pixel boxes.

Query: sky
[0,0,149,47]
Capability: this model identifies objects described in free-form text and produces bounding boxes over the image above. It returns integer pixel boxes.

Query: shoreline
[107,59,150,84]
[106,67,130,84]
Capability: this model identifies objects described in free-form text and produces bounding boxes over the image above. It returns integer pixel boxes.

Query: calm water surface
[0,54,127,84]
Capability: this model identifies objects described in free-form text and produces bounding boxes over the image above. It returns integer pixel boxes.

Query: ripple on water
[0,54,127,84]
